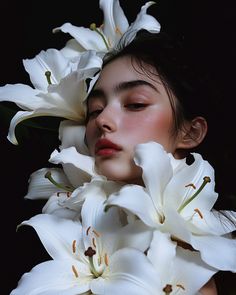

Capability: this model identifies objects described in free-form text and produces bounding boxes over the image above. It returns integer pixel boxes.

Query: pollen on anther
[86,226,91,235]
[194,208,203,219]
[92,237,96,248]
[72,265,79,278]
[115,26,122,36]
[104,253,109,266]
[72,240,76,253]
[92,229,100,237]
[185,183,196,189]
[176,284,185,290]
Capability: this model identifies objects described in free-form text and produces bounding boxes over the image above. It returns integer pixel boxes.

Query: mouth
[95,138,122,156]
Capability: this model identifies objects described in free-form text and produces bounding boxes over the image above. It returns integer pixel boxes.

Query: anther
[176,284,185,290]
[104,253,109,266]
[194,208,203,219]
[185,183,196,189]
[72,265,79,278]
[86,226,91,236]
[45,71,52,85]
[92,229,100,237]
[72,240,76,253]
[92,237,96,248]
[115,26,122,36]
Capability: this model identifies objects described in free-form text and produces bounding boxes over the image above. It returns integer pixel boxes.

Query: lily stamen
[44,171,74,192]
[178,176,211,213]
[176,284,185,290]
[194,208,203,219]
[92,229,100,237]
[45,71,52,85]
[104,253,109,266]
[185,183,196,189]
[86,226,91,235]
[72,265,79,278]
[115,26,122,36]
[72,240,76,253]
[92,237,96,248]
[89,23,110,50]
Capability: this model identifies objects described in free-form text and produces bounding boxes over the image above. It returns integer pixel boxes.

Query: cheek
[85,124,96,154]
[123,111,173,146]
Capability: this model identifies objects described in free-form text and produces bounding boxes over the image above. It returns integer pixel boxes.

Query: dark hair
[103,30,216,140]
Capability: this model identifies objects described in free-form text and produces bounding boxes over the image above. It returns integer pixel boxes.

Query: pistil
[90,23,110,50]
[45,71,52,85]
[84,247,100,277]
[178,176,211,213]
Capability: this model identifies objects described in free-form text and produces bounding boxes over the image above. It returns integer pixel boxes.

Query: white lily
[147,230,217,294]
[53,0,160,55]
[0,49,102,144]
[105,141,236,271]
[11,192,154,295]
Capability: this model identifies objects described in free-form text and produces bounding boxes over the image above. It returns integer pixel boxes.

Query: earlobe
[177,116,208,150]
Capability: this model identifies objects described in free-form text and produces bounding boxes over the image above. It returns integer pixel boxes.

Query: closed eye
[125,103,148,110]
[87,109,103,119]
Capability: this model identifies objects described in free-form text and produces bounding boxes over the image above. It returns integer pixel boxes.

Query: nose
[95,107,117,133]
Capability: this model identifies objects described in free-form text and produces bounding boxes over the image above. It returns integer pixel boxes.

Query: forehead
[94,56,161,90]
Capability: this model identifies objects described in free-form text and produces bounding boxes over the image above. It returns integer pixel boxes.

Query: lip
[95,138,122,156]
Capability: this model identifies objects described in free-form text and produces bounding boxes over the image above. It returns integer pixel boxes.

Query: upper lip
[95,138,122,153]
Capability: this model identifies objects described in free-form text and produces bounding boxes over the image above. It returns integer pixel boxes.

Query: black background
[0,0,236,294]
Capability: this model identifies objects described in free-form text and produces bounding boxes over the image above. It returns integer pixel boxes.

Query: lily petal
[100,0,129,45]
[25,168,71,200]
[58,120,89,155]
[23,48,71,91]
[20,214,83,260]
[107,184,158,228]
[53,24,106,52]
[134,142,173,210]
[10,260,91,295]
[91,248,160,295]
[192,234,236,272]
[49,147,95,187]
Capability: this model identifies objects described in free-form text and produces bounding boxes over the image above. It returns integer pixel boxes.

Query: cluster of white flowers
[1,1,236,294]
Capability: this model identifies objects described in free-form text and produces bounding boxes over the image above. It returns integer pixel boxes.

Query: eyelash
[87,109,103,119]
[87,103,147,120]
[125,103,147,110]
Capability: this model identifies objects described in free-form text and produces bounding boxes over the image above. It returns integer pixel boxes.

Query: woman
[85,31,220,294]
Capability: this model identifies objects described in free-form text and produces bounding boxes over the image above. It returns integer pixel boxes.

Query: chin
[95,159,142,184]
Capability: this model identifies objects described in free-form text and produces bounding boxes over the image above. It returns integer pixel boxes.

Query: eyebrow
[87,79,159,101]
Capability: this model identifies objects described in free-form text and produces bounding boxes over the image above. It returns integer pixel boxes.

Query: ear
[176,116,208,150]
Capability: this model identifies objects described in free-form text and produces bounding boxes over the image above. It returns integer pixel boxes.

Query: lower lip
[96,148,121,156]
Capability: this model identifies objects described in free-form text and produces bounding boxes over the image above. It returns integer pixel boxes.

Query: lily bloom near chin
[105,141,236,272]
[0,49,102,145]
[53,0,160,55]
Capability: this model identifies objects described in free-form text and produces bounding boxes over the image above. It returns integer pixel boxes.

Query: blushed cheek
[85,127,95,156]
[126,112,173,148]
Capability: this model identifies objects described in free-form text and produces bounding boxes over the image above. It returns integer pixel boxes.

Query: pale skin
[85,56,217,294]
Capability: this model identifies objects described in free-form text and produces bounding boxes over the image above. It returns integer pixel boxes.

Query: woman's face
[85,56,180,184]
